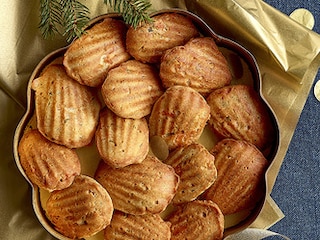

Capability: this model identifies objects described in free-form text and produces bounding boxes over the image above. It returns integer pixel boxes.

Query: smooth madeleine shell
[206,84,275,150]
[126,13,199,63]
[168,200,224,240]
[160,37,232,95]
[204,139,268,215]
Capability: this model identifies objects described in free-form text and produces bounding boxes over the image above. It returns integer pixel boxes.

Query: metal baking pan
[13,9,280,239]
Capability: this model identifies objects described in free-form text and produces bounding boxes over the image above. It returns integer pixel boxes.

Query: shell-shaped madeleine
[206,84,275,150]
[149,86,210,150]
[164,143,217,204]
[32,65,101,148]
[160,37,232,96]
[204,139,268,215]
[95,108,149,168]
[46,175,114,239]
[101,60,163,119]
[104,211,171,239]
[18,129,81,191]
[126,13,199,63]
[95,155,180,215]
[168,200,224,240]
[63,18,131,87]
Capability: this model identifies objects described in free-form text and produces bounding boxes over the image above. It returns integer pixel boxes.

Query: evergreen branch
[39,0,63,39]
[60,0,90,42]
[105,0,152,28]
[38,0,152,41]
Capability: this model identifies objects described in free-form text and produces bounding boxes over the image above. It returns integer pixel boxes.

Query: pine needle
[60,0,90,42]
[38,0,152,41]
[104,0,152,28]
[39,0,63,39]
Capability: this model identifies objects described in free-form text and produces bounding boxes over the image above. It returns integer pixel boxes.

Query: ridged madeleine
[204,139,268,215]
[95,155,179,215]
[104,211,171,239]
[206,84,275,150]
[95,107,149,168]
[63,18,131,87]
[32,65,101,148]
[164,143,217,204]
[46,175,114,239]
[126,13,199,63]
[160,37,232,95]
[101,60,163,119]
[168,200,224,240]
[18,129,80,191]
[149,86,210,150]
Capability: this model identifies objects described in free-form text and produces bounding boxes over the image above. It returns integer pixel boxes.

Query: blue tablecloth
[264,0,320,239]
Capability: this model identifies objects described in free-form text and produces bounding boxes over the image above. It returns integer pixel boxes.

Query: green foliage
[39,0,63,39]
[39,0,152,42]
[60,0,90,42]
[106,0,152,28]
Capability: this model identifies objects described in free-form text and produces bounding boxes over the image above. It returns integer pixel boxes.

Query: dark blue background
[264,0,320,239]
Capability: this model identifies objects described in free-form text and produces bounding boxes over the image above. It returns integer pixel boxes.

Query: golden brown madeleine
[160,37,232,96]
[204,139,268,215]
[104,211,171,239]
[46,175,114,239]
[149,86,210,150]
[32,65,101,148]
[126,13,199,63]
[206,84,275,150]
[63,18,131,87]
[168,200,224,240]
[18,129,81,191]
[101,60,163,119]
[95,155,179,215]
[164,143,217,204]
[95,108,149,168]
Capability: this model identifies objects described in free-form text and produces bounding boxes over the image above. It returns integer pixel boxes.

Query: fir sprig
[39,0,63,39]
[39,0,152,42]
[106,0,152,28]
[61,0,90,42]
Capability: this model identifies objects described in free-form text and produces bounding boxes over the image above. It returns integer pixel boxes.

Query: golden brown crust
[18,129,81,191]
[101,60,163,119]
[95,108,149,168]
[63,18,131,87]
[32,65,101,148]
[149,86,210,150]
[168,200,224,240]
[95,155,179,215]
[126,13,199,63]
[164,143,217,204]
[104,211,171,239]
[46,175,114,239]
[204,139,268,215]
[160,37,232,95]
[206,84,275,150]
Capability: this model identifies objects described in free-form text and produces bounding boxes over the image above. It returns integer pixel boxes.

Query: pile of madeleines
[17,13,276,240]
